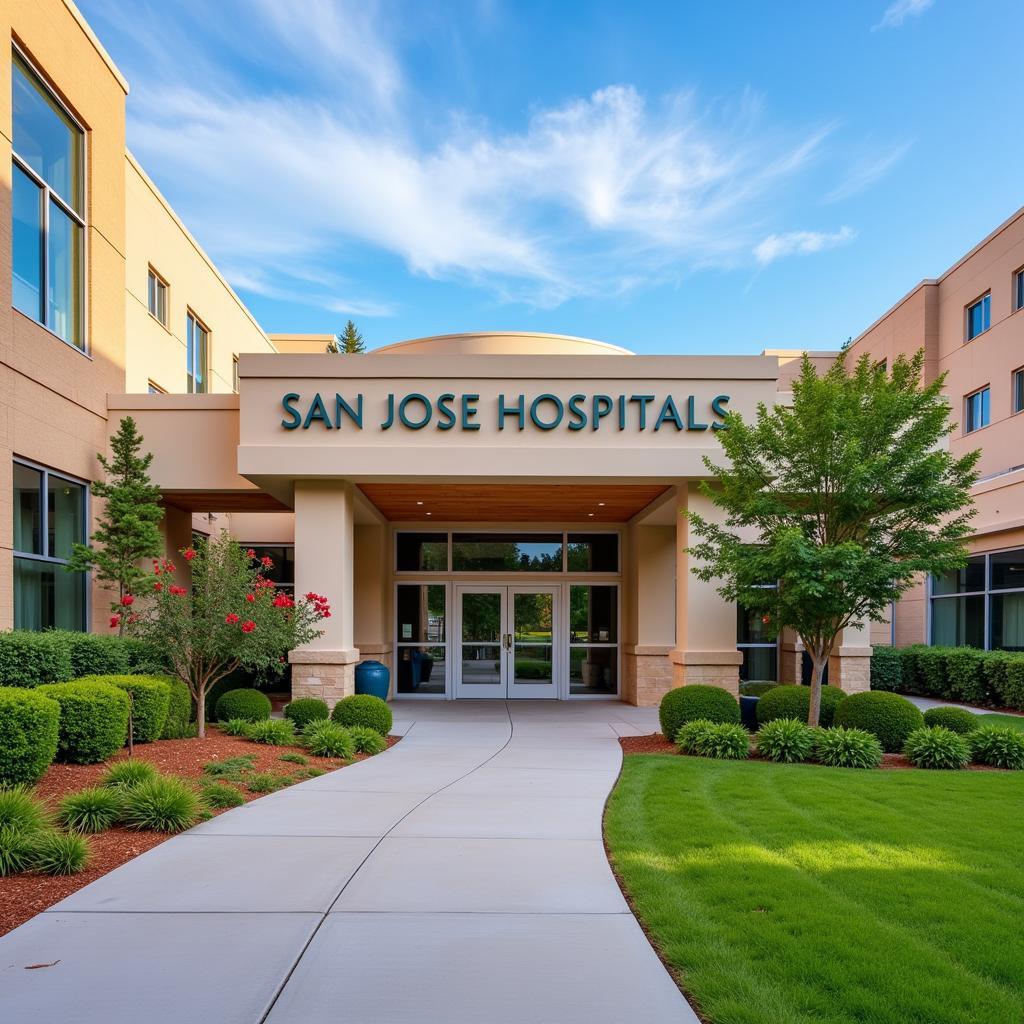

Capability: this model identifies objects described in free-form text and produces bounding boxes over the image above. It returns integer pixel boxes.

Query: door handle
[502,633,512,652]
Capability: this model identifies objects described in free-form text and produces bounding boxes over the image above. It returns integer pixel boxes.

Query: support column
[162,505,193,590]
[289,480,359,708]
[828,616,872,694]
[670,482,742,696]
[779,628,803,685]
[354,523,393,697]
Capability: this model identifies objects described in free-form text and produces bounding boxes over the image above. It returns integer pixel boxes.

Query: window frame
[963,385,991,434]
[12,456,90,630]
[186,309,210,394]
[147,266,169,327]
[11,44,88,355]
[232,355,239,393]
[1014,268,1024,313]
[965,292,991,342]
[1013,367,1024,416]
[736,583,780,682]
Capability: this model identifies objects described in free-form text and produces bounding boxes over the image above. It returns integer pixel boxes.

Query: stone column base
[828,646,872,695]
[779,639,804,685]
[289,649,360,709]
[670,649,743,697]
[622,646,674,706]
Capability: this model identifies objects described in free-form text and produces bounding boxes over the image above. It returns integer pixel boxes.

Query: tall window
[186,311,209,393]
[243,545,294,592]
[569,585,618,695]
[396,584,447,695]
[11,50,85,351]
[965,293,991,341]
[1015,269,1024,313]
[964,387,990,433]
[737,605,778,681]
[931,550,1024,651]
[1014,368,1024,415]
[147,268,168,325]
[13,460,87,630]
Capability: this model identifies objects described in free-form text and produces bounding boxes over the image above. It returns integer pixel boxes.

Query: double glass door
[455,585,559,698]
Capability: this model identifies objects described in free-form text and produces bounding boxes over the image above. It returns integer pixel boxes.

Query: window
[147,268,168,325]
[569,585,618,695]
[966,293,991,341]
[566,533,619,572]
[147,380,166,395]
[13,460,87,630]
[452,533,562,572]
[244,545,294,592]
[186,311,209,393]
[1015,268,1024,312]
[395,584,447,695]
[396,533,449,572]
[930,549,1024,651]
[1014,369,1024,415]
[11,50,85,351]
[232,355,239,393]
[964,387,990,433]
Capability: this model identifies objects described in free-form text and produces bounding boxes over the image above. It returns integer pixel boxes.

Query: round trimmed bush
[922,706,979,735]
[58,786,123,833]
[284,698,329,731]
[0,687,60,784]
[903,726,970,770]
[970,726,1024,770]
[120,775,201,832]
[77,676,171,743]
[813,726,883,769]
[755,718,815,763]
[37,681,130,764]
[833,691,924,753]
[303,720,356,759]
[330,694,392,736]
[659,686,740,740]
[756,685,844,728]
[160,678,193,739]
[215,688,271,723]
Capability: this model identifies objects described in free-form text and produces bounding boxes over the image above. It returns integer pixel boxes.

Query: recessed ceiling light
[425,511,432,516]
[416,501,424,505]
[597,502,605,507]
[588,512,595,517]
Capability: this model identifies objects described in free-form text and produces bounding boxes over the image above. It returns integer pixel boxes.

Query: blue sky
[80,0,1022,354]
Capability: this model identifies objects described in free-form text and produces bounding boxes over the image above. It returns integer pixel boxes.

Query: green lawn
[979,713,1024,731]
[605,755,1024,1024]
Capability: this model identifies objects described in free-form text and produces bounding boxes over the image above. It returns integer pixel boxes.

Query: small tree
[125,535,330,737]
[67,416,164,633]
[687,351,979,726]
[327,319,366,354]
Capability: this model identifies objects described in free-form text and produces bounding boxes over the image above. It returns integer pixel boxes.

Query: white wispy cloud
[873,0,934,31]
[823,141,912,203]
[753,227,857,265]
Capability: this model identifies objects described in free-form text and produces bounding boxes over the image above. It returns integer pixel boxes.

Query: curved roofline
[372,331,634,356]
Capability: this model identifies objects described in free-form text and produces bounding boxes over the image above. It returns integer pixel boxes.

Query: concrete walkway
[0,701,698,1023]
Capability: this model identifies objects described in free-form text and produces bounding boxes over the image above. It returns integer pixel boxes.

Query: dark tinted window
[396,532,448,571]
[566,533,618,572]
[452,533,562,572]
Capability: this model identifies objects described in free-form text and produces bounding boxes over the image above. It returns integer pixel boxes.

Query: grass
[604,755,1024,1024]
[979,713,1024,731]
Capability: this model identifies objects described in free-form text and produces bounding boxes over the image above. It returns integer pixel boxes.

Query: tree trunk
[196,684,206,739]
[807,651,828,728]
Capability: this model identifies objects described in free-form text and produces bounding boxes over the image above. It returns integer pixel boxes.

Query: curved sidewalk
[1,701,697,1023]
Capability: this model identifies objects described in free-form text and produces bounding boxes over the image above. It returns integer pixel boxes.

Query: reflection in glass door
[509,587,556,698]
[456,588,504,697]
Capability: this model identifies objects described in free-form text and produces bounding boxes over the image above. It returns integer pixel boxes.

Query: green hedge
[756,685,844,728]
[659,686,740,740]
[833,690,924,753]
[0,631,74,687]
[869,646,902,692]
[76,676,171,743]
[161,678,193,738]
[886,645,1024,710]
[37,681,130,764]
[0,688,60,784]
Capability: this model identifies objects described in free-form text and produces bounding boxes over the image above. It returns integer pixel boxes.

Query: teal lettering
[530,394,564,430]
[437,393,457,431]
[654,395,684,431]
[281,393,302,430]
[398,393,432,429]
[334,393,363,429]
[686,395,709,431]
[461,394,481,430]
[711,394,730,430]
[592,394,613,430]
[381,394,396,430]
[617,395,627,430]
[629,395,655,430]
[498,394,526,431]
[303,392,333,430]
[567,394,588,431]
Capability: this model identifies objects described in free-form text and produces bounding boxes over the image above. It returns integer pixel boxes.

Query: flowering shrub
[125,534,329,736]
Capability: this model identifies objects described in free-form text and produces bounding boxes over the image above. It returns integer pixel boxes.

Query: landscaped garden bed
[0,725,398,937]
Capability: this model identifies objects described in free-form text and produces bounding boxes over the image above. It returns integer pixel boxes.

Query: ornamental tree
[687,351,979,727]
[327,319,366,354]
[125,534,330,737]
[66,416,164,633]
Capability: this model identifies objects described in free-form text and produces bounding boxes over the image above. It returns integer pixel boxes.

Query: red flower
[245,593,256,603]
[272,593,294,608]
[260,556,273,568]
[169,585,187,597]
[153,562,161,575]
[153,582,163,592]
[246,548,256,559]
[120,594,135,607]
[225,612,240,625]
[109,614,121,628]
[241,620,256,633]
[183,547,196,562]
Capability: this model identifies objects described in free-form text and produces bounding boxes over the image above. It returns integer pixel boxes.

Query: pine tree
[67,416,164,632]
[328,319,366,354]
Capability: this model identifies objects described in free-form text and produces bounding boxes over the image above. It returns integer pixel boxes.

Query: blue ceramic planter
[739,694,760,731]
[355,660,390,701]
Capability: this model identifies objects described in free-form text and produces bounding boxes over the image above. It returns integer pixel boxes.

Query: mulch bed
[0,727,399,938]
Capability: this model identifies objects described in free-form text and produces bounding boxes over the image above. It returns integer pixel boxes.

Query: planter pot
[355,660,391,701]
[739,694,760,731]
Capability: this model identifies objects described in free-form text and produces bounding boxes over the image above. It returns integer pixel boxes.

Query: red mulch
[0,727,399,937]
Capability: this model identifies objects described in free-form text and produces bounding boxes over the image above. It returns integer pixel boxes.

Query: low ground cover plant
[215,688,272,723]
[200,781,246,809]
[970,726,1024,770]
[58,786,124,832]
[0,687,60,785]
[756,684,844,728]
[833,691,924,753]
[330,694,392,735]
[813,726,884,769]
[903,726,971,770]
[304,720,356,759]
[278,752,308,765]
[219,718,251,737]
[37,680,130,763]
[203,754,258,781]
[660,685,740,740]
[283,698,329,730]
[101,759,158,789]
[676,720,749,760]
[755,717,815,763]
[922,706,979,734]
[120,775,201,833]
[246,772,287,794]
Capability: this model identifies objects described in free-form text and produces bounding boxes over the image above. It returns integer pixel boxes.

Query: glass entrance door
[454,585,559,699]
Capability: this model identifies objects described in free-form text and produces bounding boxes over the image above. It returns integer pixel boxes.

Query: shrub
[659,686,740,740]
[299,766,326,779]
[32,830,91,875]
[120,775,201,832]
[348,725,387,755]
[946,647,996,705]
[58,786,123,833]
[0,630,74,687]
[0,687,60,785]
[279,752,308,765]
[677,721,749,759]
[330,694,392,735]
[903,726,970,770]
[0,785,50,833]
[755,718,815,763]
[101,759,158,789]
[200,781,245,809]
[675,719,719,755]
[869,645,902,692]
[243,719,296,745]
[215,688,271,723]
[37,681,130,764]
[160,677,193,738]
[50,631,130,677]
[203,754,257,781]
[833,691,924,753]
[999,658,1024,712]
[915,647,950,698]
[246,772,286,794]
[0,826,39,875]
[284,698,329,730]
[970,726,1024,770]
[923,706,979,734]
[813,726,883,769]
[303,720,356,759]
[739,681,778,698]
[121,638,172,675]
[76,675,171,744]
[220,718,252,737]
[756,685,844,728]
